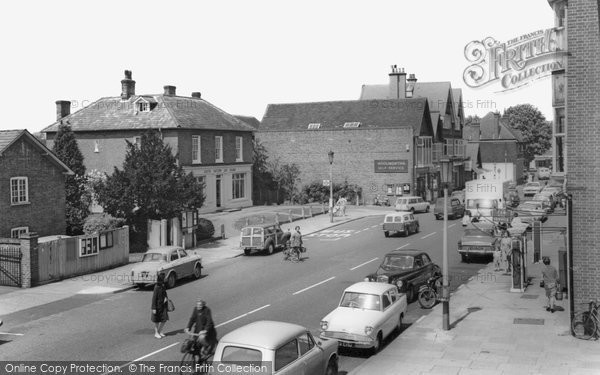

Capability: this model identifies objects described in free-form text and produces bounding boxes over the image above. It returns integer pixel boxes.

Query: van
[395,196,430,213]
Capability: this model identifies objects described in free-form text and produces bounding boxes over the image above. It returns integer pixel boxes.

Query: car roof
[242,223,280,229]
[386,249,424,256]
[386,211,411,216]
[219,321,307,350]
[145,246,183,254]
[344,281,395,295]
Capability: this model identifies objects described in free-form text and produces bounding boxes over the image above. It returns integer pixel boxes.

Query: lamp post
[440,159,451,330]
[328,151,334,223]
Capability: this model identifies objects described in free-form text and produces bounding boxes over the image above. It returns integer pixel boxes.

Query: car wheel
[266,243,274,255]
[425,205,430,213]
[384,231,389,238]
[325,357,338,375]
[166,272,176,289]
[135,283,143,289]
[461,254,469,263]
[396,313,403,332]
[404,228,409,237]
[415,224,420,233]
[244,248,251,255]
[371,332,383,354]
[435,215,441,220]
[410,207,415,214]
[193,264,202,279]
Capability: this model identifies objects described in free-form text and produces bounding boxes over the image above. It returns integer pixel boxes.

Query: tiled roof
[452,88,463,122]
[259,98,432,136]
[479,112,524,141]
[234,115,260,129]
[466,142,480,165]
[0,130,24,154]
[463,124,480,142]
[480,142,519,163]
[0,129,73,174]
[359,84,389,100]
[42,95,255,133]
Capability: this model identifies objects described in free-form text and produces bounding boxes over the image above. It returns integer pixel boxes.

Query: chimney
[388,65,407,99]
[163,85,176,96]
[121,70,136,100]
[406,74,417,98]
[191,92,201,99]
[55,100,71,121]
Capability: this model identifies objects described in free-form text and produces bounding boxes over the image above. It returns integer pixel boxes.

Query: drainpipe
[567,193,574,330]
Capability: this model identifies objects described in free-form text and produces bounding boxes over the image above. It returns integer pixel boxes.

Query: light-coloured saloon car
[320,282,407,353]
[211,320,339,375]
[130,246,202,289]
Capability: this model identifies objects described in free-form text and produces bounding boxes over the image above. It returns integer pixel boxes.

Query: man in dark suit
[184,299,217,356]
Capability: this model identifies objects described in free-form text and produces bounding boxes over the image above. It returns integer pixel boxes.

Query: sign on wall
[79,235,99,257]
[374,160,409,173]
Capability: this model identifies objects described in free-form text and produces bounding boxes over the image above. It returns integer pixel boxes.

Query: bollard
[245,218,249,226]
[221,224,225,239]
[275,213,279,225]
[260,215,265,224]
[288,209,293,223]
[301,207,305,219]
[309,206,313,217]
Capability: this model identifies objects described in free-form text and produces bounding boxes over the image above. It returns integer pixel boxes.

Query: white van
[395,196,430,213]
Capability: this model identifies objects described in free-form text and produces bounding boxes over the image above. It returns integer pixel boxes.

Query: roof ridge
[198,100,258,131]
[266,97,427,107]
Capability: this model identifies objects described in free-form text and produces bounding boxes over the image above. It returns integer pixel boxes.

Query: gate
[0,245,22,287]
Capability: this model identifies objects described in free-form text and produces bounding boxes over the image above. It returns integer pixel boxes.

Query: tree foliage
[503,104,551,164]
[252,138,277,193]
[298,180,362,204]
[95,130,205,251]
[52,124,89,235]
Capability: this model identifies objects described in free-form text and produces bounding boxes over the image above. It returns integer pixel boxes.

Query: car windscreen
[526,183,540,187]
[381,255,414,270]
[141,253,166,262]
[340,292,381,311]
[463,229,490,237]
[221,345,263,363]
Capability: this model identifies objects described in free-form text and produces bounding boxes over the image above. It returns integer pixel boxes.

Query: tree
[52,124,89,235]
[279,163,301,202]
[95,130,205,252]
[252,139,277,202]
[503,104,552,165]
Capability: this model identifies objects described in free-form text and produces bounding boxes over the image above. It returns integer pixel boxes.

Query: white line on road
[420,232,437,239]
[415,316,426,324]
[103,342,180,375]
[350,258,379,271]
[320,238,342,241]
[448,224,456,228]
[0,332,24,336]
[371,225,378,228]
[362,227,371,231]
[216,304,271,328]
[396,243,411,249]
[293,277,335,295]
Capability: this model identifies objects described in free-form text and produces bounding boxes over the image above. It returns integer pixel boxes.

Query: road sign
[323,179,330,187]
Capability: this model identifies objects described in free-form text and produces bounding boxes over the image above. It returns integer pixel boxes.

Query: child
[493,245,502,271]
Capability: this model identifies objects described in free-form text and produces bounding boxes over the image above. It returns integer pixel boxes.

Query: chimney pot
[191,92,201,99]
[388,64,407,99]
[55,100,71,121]
[164,85,176,96]
[121,70,136,100]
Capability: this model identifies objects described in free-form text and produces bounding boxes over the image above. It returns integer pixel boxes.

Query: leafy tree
[298,180,362,204]
[503,104,551,165]
[52,124,89,235]
[95,130,205,252]
[252,139,277,201]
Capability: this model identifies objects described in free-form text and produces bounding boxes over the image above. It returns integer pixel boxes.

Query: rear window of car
[221,345,263,362]
[142,253,166,262]
[396,198,408,205]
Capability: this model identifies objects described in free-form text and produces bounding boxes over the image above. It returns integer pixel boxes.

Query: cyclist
[184,299,217,357]
[290,226,303,260]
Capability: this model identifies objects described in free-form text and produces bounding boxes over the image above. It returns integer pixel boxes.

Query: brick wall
[257,128,414,203]
[566,0,600,305]
[0,138,67,238]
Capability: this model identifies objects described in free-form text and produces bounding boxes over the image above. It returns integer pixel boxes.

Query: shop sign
[374,160,408,173]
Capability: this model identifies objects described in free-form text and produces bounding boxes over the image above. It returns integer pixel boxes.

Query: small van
[395,196,430,213]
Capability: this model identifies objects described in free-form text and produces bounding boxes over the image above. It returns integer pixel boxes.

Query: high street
[0,212,489,373]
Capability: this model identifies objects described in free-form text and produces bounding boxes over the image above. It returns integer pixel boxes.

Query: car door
[274,339,302,375]
[168,249,180,275]
[177,249,193,277]
[380,291,396,338]
[412,255,427,287]
[297,332,322,375]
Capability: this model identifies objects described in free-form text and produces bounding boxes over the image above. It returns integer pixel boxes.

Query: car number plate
[339,342,354,348]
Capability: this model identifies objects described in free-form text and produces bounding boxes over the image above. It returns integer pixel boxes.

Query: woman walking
[151,273,169,339]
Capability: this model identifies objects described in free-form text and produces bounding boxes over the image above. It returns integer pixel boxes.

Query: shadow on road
[339,322,412,358]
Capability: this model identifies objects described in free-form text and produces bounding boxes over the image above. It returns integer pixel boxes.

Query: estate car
[382,212,420,237]
[240,223,288,255]
[394,196,430,213]
[130,246,202,289]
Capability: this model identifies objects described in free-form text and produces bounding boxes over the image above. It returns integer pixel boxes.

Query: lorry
[464,180,511,221]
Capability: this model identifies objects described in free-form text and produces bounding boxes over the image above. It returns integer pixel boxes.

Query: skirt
[151,308,169,323]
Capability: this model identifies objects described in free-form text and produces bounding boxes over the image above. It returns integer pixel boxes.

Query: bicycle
[180,331,213,374]
[283,245,305,262]
[571,300,599,340]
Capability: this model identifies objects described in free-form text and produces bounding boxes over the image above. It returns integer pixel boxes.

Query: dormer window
[137,101,149,112]
[308,123,321,129]
[343,122,361,128]
[133,97,155,113]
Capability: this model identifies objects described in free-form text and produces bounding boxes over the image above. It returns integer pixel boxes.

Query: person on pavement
[336,196,348,216]
[185,299,217,356]
[500,231,512,273]
[290,226,303,253]
[542,257,560,313]
[151,273,169,339]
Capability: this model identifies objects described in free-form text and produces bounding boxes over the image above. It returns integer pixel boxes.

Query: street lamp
[328,151,334,223]
[440,159,452,330]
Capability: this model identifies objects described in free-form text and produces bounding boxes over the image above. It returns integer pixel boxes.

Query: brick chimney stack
[191,92,201,99]
[388,65,407,99]
[55,100,71,121]
[121,70,136,100]
[163,85,176,96]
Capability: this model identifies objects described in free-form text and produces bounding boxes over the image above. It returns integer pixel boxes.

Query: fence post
[289,209,293,223]
[301,207,305,219]
[260,215,265,224]
[221,224,225,239]
[275,213,280,225]
[19,232,38,288]
[245,218,250,226]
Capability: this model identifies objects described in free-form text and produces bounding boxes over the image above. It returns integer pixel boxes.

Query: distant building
[0,129,73,238]
[42,71,254,213]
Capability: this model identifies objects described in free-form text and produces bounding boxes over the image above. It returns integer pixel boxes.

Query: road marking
[362,227,371,231]
[371,225,379,228]
[448,224,456,228]
[415,316,426,324]
[102,342,180,374]
[0,332,24,336]
[320,238,342,241]
[420,232,436,239]
[396,243,411,249]
[216,304,271,328]
[350,257,379,271]
[293,277,335,295]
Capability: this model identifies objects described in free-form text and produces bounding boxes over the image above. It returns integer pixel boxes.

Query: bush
[300,181,362,204]
[196,218,215,241]
[83,213,125,234]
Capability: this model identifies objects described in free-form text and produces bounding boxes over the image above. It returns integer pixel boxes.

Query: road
[0,212,488,373]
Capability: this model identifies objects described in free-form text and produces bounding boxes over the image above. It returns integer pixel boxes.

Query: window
[416,137,432,166]
[11,227,28,239]
[137,101,149,112]
[99,231,113,249]
[170,250,179,262]
[133,136,142,148]
[275,340,299,371]
[79,235,99,257]
[298,333,315,356]
[343,122,361,128]
[192,136,201,164]
[382,293,392,310]
[232,173,245,199]
[10,177,28,205]
[215,136,223,163]
[307,123,321,129]
[221,346,262,362]
[235,136,243,162]
[178,249,188,258]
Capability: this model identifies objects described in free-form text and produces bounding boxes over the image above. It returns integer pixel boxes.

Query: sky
[0,0,556,133]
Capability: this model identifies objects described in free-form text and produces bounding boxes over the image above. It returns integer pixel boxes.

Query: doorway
[216,175,222,208]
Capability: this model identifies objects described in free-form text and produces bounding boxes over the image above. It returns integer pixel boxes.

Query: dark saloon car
[364,250,441,302]
[457,228,498,263]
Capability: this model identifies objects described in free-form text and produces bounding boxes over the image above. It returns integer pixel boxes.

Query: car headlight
[364,277,371,282]
[364,326,373,335]
[320,321,328,331]
[396,280,403,288]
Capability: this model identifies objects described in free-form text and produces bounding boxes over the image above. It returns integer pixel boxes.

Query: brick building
[257,98,435,204]
[548,0,600,307]
[0,130,73,238]
[42,71,255,213]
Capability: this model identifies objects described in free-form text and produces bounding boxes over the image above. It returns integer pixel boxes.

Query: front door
[216,175,222,208]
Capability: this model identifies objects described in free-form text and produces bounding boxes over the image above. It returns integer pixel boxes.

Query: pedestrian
[493,241,502,272]
[151,273,169,339]
[541,257,560,313]
[290,226,303,252]
[185,299,218,356]
[462,210,471,227]
[336,196,348,216]
[500,230,512,273]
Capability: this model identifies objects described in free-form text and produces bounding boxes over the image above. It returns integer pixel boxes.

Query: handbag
[167,299,175,312]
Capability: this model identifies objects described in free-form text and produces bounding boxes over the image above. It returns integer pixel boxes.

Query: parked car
[532,192,555,213]
[433,197,465,220]
[240,223,287,255]
[457,228,498,263]
[523,182,543,197]
[382,212,420,237]
[514,201,547,224]
[131,246,202,289]
[537,167,551,180]
[212,321,339,375]
[364,249,441,302]
[507,189,520,208]
[394,196,430,213]
[320,282,407,353]
[450,190,465,204]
